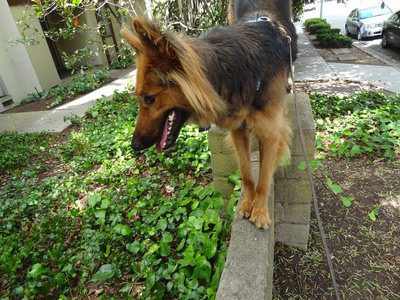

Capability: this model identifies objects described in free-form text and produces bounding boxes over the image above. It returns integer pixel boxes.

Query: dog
[120,0,297,229]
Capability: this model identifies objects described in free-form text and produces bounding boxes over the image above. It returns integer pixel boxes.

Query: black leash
[289,42,342,300]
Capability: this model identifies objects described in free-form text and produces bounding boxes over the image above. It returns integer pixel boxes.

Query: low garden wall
[209,93,316,299]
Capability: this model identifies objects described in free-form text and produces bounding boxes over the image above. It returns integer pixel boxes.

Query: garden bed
[2,70,113,114]
[0,91,236,299]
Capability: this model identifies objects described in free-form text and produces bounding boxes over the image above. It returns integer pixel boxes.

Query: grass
[0,90,238,299]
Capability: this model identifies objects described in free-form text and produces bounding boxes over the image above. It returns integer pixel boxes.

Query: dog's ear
[132,18,178,62]
[120,26,143,54]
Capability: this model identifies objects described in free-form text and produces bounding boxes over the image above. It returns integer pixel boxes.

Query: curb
[353,41,400,72]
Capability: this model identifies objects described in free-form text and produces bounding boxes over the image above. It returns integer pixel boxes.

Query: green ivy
[0,90,237,299]
[311,92,400,161]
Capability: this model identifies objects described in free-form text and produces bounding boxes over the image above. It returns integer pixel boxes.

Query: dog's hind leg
[249,129,281,229]
[229,129,255,217]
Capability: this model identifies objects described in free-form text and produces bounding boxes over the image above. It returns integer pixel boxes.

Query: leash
[288,36,342,300]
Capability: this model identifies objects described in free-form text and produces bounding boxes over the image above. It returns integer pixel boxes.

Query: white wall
[10,5,61,90]
[0,0,43,111]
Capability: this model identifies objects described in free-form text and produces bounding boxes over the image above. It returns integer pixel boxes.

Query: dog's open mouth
[156,109,188,153]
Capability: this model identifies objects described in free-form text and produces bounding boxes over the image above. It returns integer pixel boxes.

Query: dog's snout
[131,138,144,150]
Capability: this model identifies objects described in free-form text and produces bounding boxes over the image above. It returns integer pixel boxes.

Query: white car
[345,5,393,40]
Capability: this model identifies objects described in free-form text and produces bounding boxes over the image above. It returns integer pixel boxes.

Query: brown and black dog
[120,0,297,229]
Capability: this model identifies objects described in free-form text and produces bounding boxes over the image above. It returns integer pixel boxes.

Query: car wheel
[345,25,350,36]
[381,32,390,48]
[357,29,362,41]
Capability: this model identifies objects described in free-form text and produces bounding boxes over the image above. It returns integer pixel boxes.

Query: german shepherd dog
[120,0,297,229]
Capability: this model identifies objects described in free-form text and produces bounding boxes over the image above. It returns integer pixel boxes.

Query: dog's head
[121,19,225,152]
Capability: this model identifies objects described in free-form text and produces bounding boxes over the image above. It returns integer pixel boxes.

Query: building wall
[10,5,61,90]
[0,1,42,111]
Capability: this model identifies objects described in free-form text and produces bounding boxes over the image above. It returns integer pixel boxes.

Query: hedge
[316,33,353,48]
[316,28,341,35]
[304,18,327,31]
[308,22,331,34]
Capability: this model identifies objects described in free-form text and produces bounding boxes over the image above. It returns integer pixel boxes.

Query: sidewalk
[0,68,137,133]
[294,24,400,94]
[1,27,399,134]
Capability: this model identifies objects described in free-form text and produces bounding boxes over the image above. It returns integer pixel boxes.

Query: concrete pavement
[0,68,137,133]
[1,24,399,134]
[294,24,400,94]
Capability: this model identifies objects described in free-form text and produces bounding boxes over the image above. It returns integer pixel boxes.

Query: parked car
[381,9,400,48]
[345,5,393,40]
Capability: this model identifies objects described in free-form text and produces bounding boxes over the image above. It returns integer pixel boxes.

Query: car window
[360,5,392,19]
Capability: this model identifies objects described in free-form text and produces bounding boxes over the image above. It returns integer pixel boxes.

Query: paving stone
[331,48,352,55]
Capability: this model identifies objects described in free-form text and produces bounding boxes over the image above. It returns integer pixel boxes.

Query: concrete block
[285,93,316,133]
[216,159,274,300]
[275,223,309,251]
[208,126,233,155]
[213,176,235,200]
[283,203,311,224]
[275,201,285,223]
[290,130,316,157]
[276,155,313,180]
[211,153,238,177]
[275,179,312,204]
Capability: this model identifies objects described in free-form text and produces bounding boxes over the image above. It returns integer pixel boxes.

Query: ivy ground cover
[0,91,238,299]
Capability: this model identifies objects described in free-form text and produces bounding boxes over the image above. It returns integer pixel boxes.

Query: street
[302,0,400,64]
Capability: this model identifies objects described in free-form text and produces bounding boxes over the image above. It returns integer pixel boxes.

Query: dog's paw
[238,200,253,218]
[250,209,271,229]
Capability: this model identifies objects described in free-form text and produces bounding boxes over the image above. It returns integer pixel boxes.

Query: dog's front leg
[249,132,279,229]
[229,129,255,217]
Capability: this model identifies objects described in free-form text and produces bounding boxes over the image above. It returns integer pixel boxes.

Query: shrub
[308,22,331,34]
[316,28,341,35]
[317,33,353,48]
[304,18,327,31]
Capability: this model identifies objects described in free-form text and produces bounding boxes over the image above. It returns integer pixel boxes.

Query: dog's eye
[143,95,156,105]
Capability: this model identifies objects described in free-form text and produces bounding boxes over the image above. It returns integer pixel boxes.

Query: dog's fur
[120,0,297,229]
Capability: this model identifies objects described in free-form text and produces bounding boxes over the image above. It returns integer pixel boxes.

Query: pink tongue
[156,117,169,153]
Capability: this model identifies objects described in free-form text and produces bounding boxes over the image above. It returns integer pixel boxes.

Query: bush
[316,28,341,35]
[304,18,327,31]
[316,33,353,48]
[308,22,331,34]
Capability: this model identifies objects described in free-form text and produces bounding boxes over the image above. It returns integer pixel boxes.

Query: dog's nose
[131,138,144,150]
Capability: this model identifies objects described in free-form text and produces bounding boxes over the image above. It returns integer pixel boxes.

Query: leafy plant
[316,32,352,48]
[304,18,327,32]
[311,92,400,161]
[316,28,341,35]
[308,22,331,34]
[0,90,233,299]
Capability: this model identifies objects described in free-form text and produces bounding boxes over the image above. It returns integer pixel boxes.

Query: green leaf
[368,210,376,221]
[126,241,140,254]
[160,241,171,257]
[162,232,174,243]
[120,284,132,293]
[330,184,343,194]
[341,196,354,207]
[298,160,323,172]
[193,255,212,281]
[114,224,132,236]
[29,263,47,278]
[88,193,101,207]
[146,272,156,289]
[54,272,66,286]
[126,158,136,167]
[90,264,117,282]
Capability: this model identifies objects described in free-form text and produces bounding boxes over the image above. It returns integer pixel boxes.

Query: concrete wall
[0,1,42,111]
[212,93,315,300]
[10,5,61,90]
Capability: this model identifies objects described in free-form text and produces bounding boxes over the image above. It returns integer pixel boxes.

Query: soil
[273,159,400,299]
